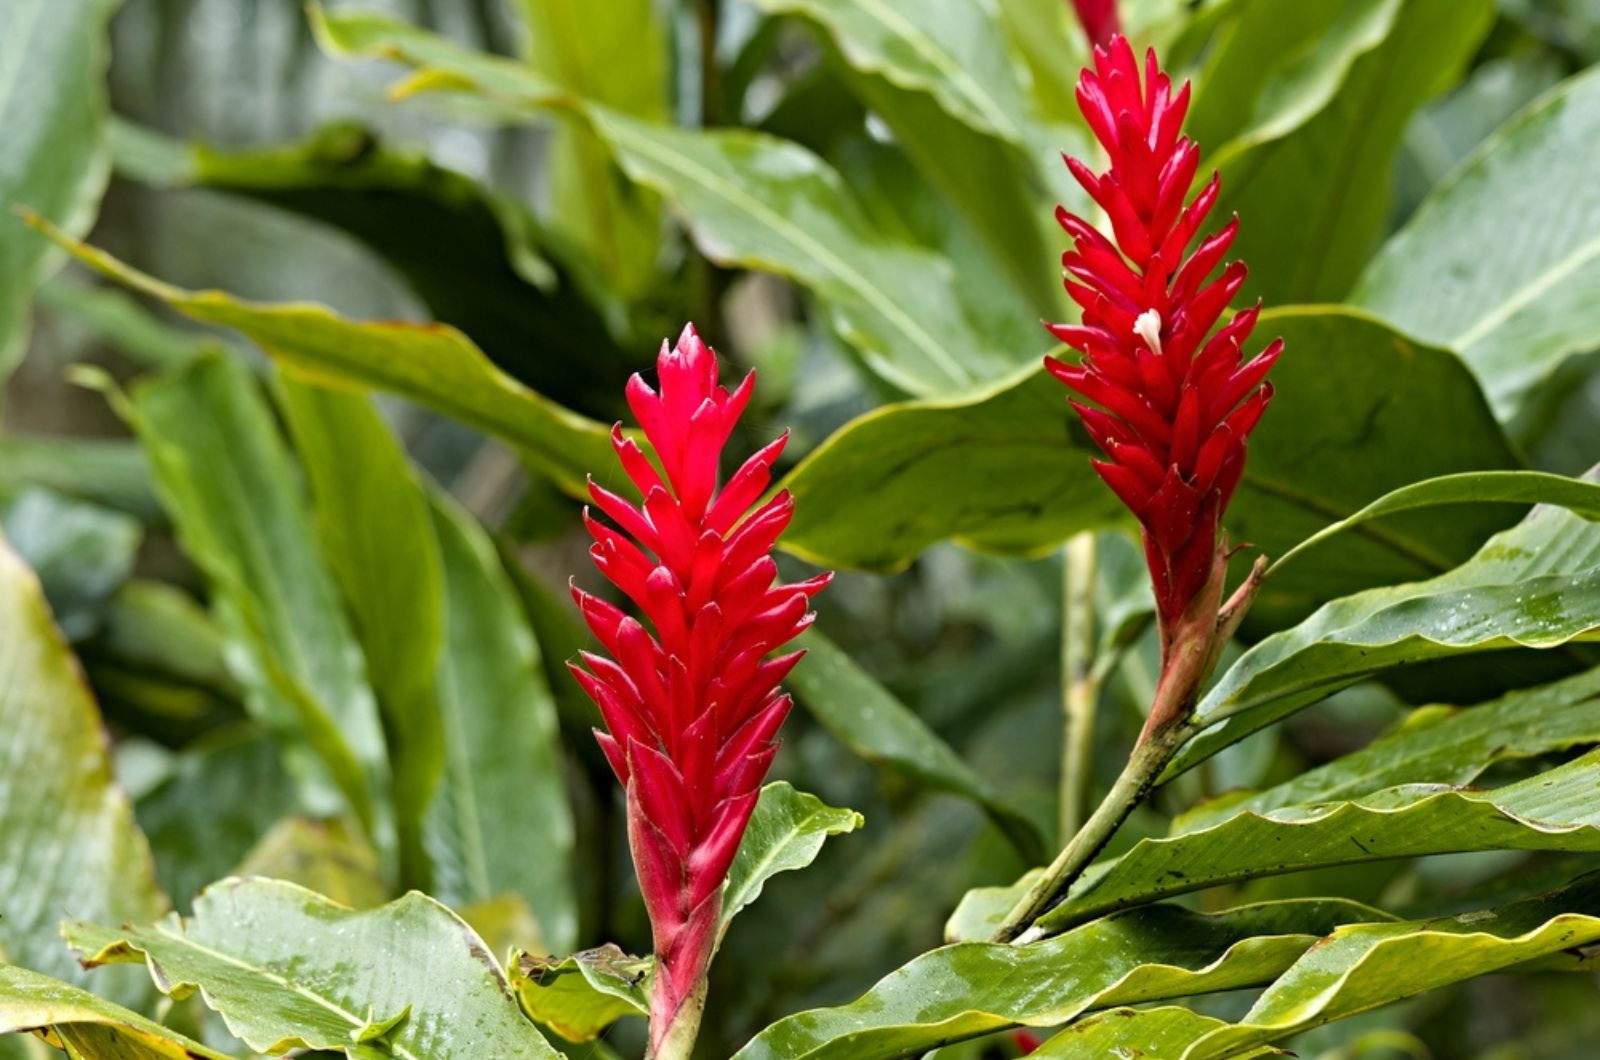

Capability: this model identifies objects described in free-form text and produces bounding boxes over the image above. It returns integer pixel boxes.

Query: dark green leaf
[721,782,863,940]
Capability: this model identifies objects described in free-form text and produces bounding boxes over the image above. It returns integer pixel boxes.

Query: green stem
[648,973,708,1060]
[991,718,1190,943]
[1059,533,1099,839]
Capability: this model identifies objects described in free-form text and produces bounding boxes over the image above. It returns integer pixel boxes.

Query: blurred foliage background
[5,0,1600,1057]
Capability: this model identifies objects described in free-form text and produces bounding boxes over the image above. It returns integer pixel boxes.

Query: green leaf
[1034,1006,1277,1059]
[128,354,391,840]
[0,488,140,641]
[425,495,577,954]
[0,435,159,525]
[1182,874,1600,1058]
[779,308,1520,629]
[135,728,296,911]
[0,0,118,374]
[66,878,559,1059]
[511,946,649,1044]
[37,273,218,371]
[234,818,387,913]
[731,898,1389,1060]
[0,534,166,995]
[310,6,1026,396]
[1189,0,1400,156]
[277,377,445,890]
[29,215,615,493]
[110,121,638,417]
[720,783,862,940]
[0,964,231,1060]
[1038,749,1600,933]
[787,630,1045,863]
[1215,0,1493,304]
[1270,470,1600,574]
[1179,665,1600,832]
[1354,65,1600,417]
[1175,478,1600,774]
[512,0,666,300]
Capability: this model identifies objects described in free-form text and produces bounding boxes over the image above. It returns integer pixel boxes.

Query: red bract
[1068,0,1122,48]
[571,324,828,1054]
[1045,36,1281,648]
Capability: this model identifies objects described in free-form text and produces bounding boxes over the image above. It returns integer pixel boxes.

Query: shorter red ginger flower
[1045,35,1280,715]
[570,324,828,1057]
[1068,0,1122,48]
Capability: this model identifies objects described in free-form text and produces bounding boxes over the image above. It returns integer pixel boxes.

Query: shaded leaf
[0,435,158,525]
[0,964,230,1060]
[30,216,615,493]
[1034,1006,1277,1058]
[0,0,118,373]
[0,533,165,999]
[788,630,1045,863]
[234,818,387,912]
[1038,750,1600,933]
[720,783,863,940]
[66,878,558,1059]
[512,946,648,1044]
[730,898,1388,1060]
[1216,0,1493,303]
[1354,65,1600,416]
[425,495,577,953]
[128,354,390,839]
[1175,477,1600,774]
[278,377,445,890]
[0,488,140,641]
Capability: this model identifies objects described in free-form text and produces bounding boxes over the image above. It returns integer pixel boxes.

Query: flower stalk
[994,35,1280,942]
[571,324,827,1057]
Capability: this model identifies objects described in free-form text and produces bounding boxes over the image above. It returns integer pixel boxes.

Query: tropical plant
[1,0,1599,1057]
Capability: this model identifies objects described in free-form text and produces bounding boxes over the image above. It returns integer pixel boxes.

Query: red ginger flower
[570,324,828,1054]
[1046,36,1282,650]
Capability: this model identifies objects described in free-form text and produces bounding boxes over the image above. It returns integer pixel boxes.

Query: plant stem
[1059,533,1099,839]
[649,973,708,1060]
[991,718,1190,943]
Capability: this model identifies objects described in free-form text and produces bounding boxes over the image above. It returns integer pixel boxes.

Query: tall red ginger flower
[1046,36,1281,712]
[570,324,828,1058]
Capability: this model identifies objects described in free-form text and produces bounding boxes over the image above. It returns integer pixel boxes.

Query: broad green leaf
[511,946,648,1044]
[749,0,1066,309]
[110,121,638,416]
[730,898,1388,1060]
[30,216,615,493]
[1179,666,1600,831]
[779,309,1519,630]
[1183,874,1600,1058]
[0,535,165,994]
[0,488,140,641]
[1354,65,1600,417]
[425,495,576,954]
[720,783,863,940]
[1216,0,1493,304]
[1038,750,1600,933]
[1270,470,1600,574]
[0,964,230,1060]
[1034,1006,1276,1058]
[788,630,1045,863]
[129,354,391,840]
[66,878,558,1059]
[1189,0,1400,155]
[135,728,295,911]
[311,6,1024,396]
[278,377,445,890]
[1175,479,1600,774]
[0,435,158,524]
[513,0,665,300]
[0,0,118,374]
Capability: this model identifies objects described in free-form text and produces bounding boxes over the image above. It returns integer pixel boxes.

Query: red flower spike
[571,324,828,1056]
[1045,36,1281,672]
